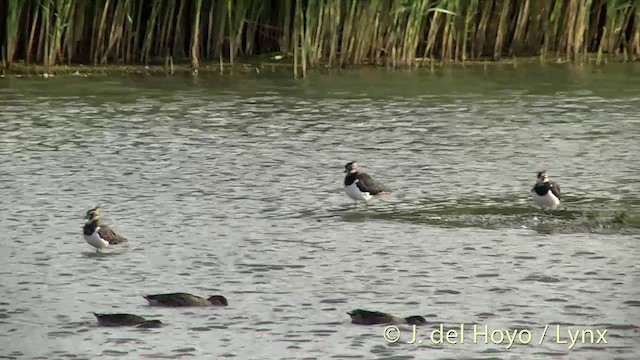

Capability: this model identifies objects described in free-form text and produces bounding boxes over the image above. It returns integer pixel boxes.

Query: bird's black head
[537,170,549,182]
[344,161,358,173]
[405,315,427,325]
[208,295,228,306]
[85,205,102,220]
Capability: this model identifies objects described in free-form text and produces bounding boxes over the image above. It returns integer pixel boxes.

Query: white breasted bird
[531,170,562,210]
[82,206,128,252]
[343,161,392,206]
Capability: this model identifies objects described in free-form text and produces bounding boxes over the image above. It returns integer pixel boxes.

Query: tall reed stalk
[5,0,26,67]
[192,0,203,69]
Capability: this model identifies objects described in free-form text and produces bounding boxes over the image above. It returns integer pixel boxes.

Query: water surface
[0,64,639,359]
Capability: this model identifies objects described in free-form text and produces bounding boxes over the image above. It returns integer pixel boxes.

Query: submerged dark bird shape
[82,206,128,252]
[144,293,228,307]
[93,313,163,328]
[347,309,427,325]
[531,170,562,209]
[343,161,392,206]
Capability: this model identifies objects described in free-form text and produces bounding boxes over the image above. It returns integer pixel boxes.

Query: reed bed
[1,0,638,77]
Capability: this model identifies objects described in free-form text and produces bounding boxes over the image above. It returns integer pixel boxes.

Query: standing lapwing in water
[347,309,427,325]
[531,170,562,210]
[82,206,128,252]
[343,161,392,206]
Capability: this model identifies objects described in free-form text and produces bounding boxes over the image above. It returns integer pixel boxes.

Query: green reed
[1,0,638,77]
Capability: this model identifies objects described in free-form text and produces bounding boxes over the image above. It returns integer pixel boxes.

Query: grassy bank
[1,0,639,78]
[2,53,637,78]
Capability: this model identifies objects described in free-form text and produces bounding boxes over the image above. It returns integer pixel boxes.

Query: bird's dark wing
[347,309,393,325]
[97,223,127,244]
[145,293,204,306]
[349,309,387,317]
[549,181,561,199]
[94,313,146,326]
[145,293,181,306]
[355,173,392,195]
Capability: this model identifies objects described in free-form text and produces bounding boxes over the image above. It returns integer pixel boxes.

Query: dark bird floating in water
[93,313,163,328]
[82,206,128,252]
[347,309,426,325]
[531,170,562,209]
[144,292,228,307]
[343,161,392,206]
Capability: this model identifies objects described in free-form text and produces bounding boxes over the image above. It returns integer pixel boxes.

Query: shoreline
[1,54,638,77]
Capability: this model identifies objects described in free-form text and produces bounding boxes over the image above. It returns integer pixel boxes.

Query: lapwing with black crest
[531,170,562,210]
[343,161,392,206]
[82,206,128,252]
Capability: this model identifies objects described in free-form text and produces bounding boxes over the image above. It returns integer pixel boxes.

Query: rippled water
[0,65,639,360]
